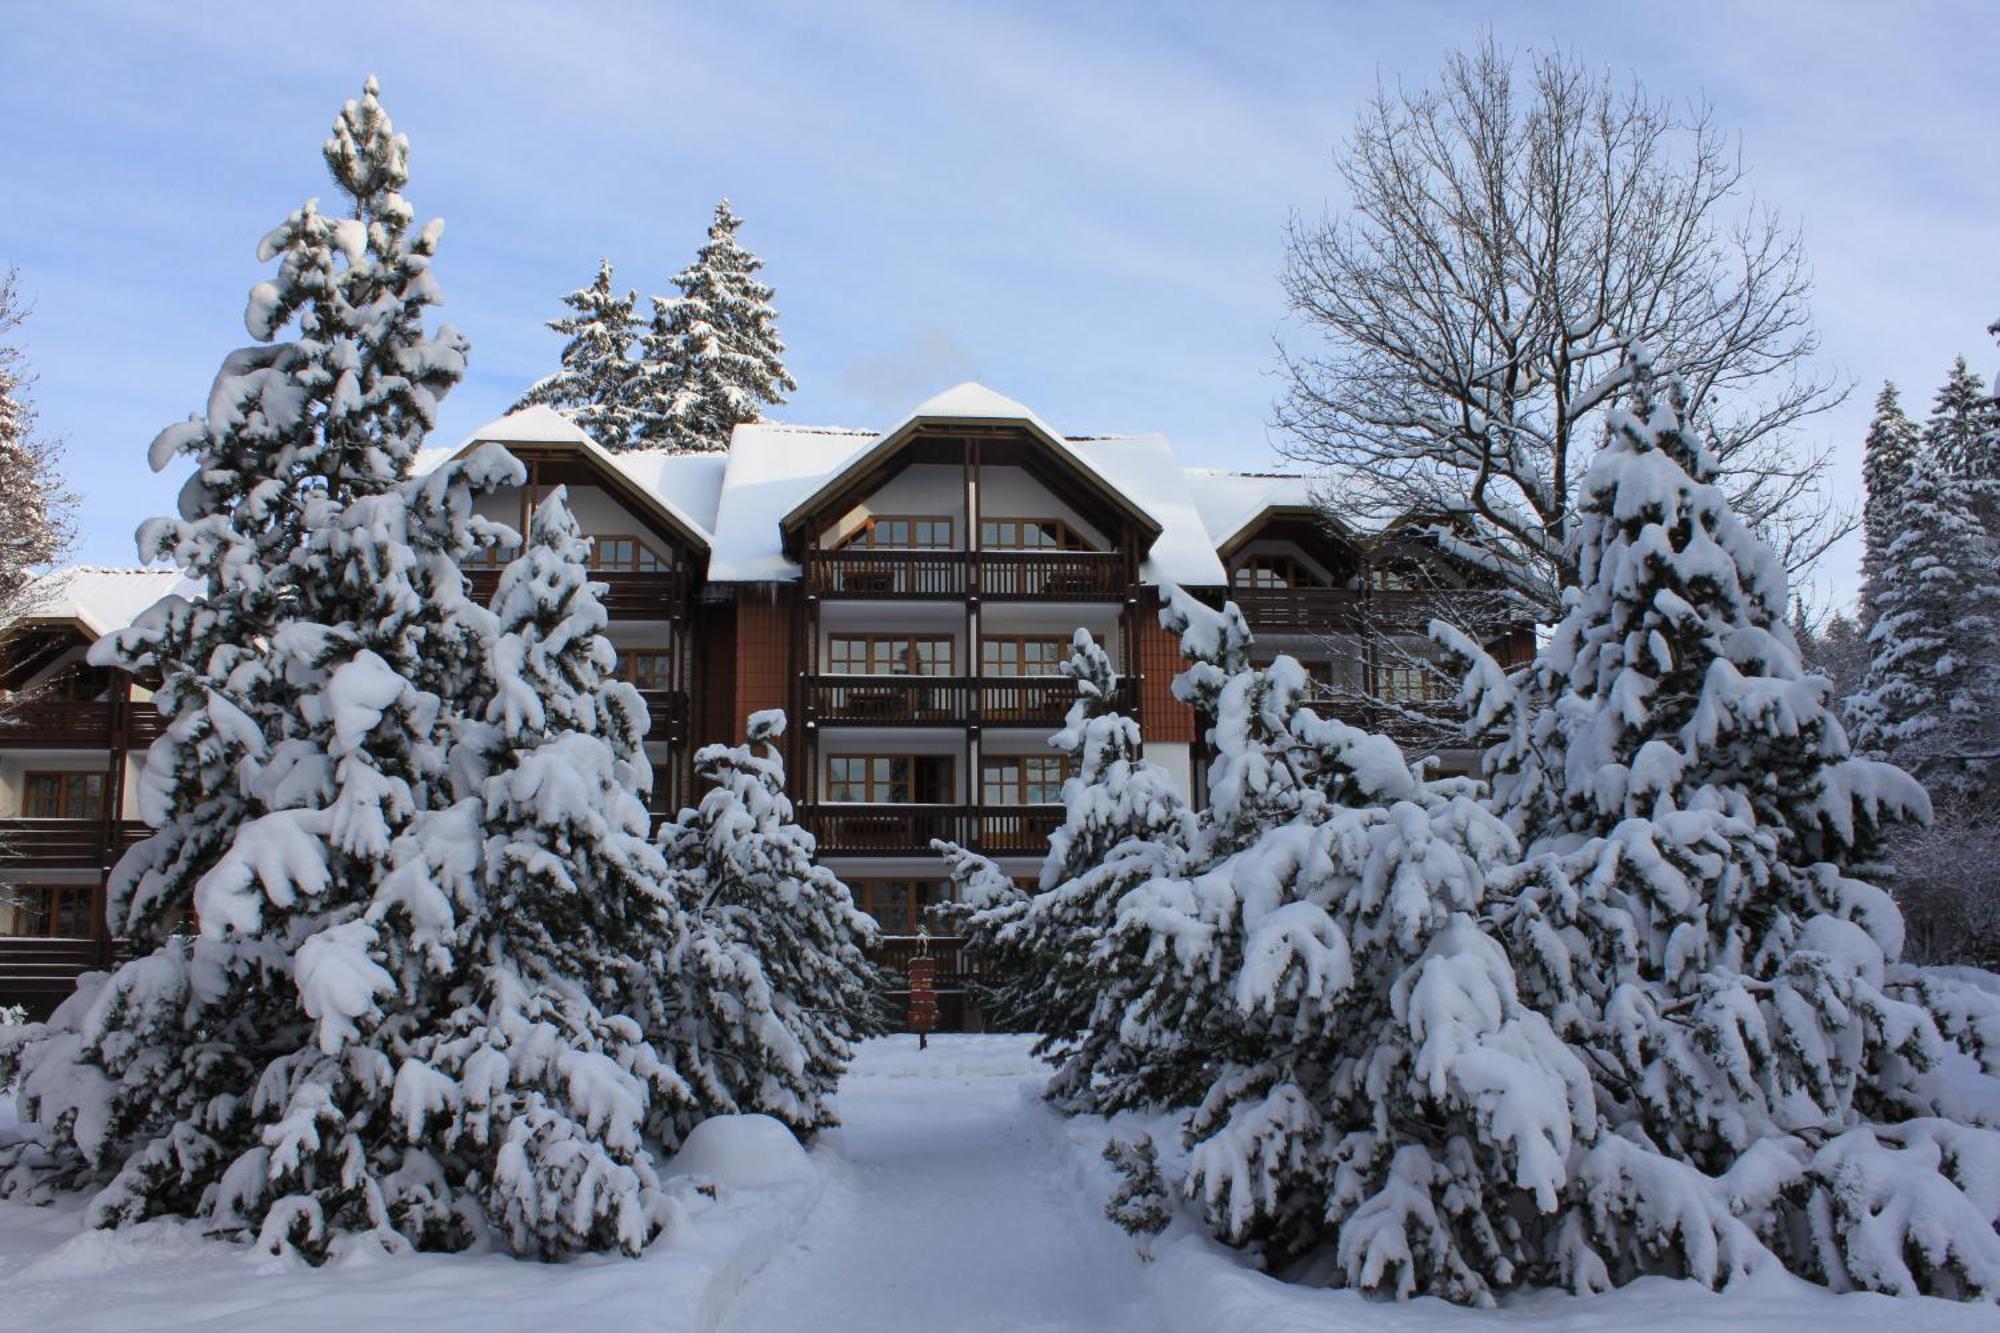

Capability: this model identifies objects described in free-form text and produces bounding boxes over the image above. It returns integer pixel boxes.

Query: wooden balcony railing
[636,688,691,742]
[1227,586,1368,633]
[798,804,1065,856]
[0,819,153,870]
[978,677,1134,727]
[0,699,162,750]
[807,676,972,726]
[0,937,106,1020]
[974,552,1126,600]
[465,567,690,619]
[802,550,1129,601]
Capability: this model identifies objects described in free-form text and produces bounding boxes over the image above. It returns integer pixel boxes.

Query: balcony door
[22,771,105,820]
[827,754,955,805]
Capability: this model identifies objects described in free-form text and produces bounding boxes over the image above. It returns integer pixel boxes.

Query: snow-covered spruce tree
[652,711,879,1137]
[510,257,641,448]
[943,629,1196,1110]
[630,200,795,453]
[1849,451,2000,807]
[1443,349,2000,1301]
[388,488,692,1258]
[1923,355,1996,480]
[0,80,594,1262]
[1859,382,1920,620]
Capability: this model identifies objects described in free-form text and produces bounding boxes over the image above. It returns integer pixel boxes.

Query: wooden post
[907,945,939,1049]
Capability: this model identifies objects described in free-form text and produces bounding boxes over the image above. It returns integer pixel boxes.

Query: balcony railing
[799,803,1065,856]
[0,819,153,870]
[979,677,1133,726]
[0,699,162,750]
[807,676,972,726]
[636,688,691,742]
[802,550,1129,601]
[1227,586,1367,633]
[466,567,690,619]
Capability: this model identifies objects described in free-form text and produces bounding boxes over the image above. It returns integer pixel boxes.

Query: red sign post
[907,954,939,1049]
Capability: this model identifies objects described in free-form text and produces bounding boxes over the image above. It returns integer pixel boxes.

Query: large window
[836,516,955,550]
[1374,664,1438,705]
[827,635,955,676]
[979,636,1067,676]
[850,879,949,934]
[617,649,676,691]
[22,772,105,820]
[1,884,93,938]
[1233,554,1307,590]
[981,755,1068,807]
[591,535,672,572]
[980,517,1090,551]
[826,754,954,804]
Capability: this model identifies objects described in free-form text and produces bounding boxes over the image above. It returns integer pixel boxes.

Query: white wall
[1144,741,1194,800]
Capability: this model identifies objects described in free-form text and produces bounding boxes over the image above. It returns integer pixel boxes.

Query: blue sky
[3,1,1994,609]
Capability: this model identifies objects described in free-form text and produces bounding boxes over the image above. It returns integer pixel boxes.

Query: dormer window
[1233,554,1310,590]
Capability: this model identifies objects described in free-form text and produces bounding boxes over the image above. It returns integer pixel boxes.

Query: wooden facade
[0,400,1531,1025]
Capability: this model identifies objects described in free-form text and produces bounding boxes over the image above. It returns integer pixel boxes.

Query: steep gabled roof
[435,406,717,554]
[775,382,1163,554]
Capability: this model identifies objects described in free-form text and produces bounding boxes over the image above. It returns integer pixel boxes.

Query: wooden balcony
[1228,586,1367,633]
[0,819,153,870]
[801,550,1130,601]
[0,937,104,1021]
[0,699,161,750]
[799,803,1064,856]
[465,567,690,619]
[807,676,972,726]
[804,676,1135,728]
[975,552,1127,600]
[636,688,691,742]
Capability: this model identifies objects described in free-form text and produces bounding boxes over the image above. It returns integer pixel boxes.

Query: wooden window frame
[590,533,673,573]
[848,878,950,935]
[833,515,956,551]
[826,634,956,676]
[978,516,1092,551]
[825,754,955,804]
[21,770,106,820]
[980,755,1070,807]
[1233,553,1309,590]
[1374,663,1438,705]
[978,635,1069,677]
[616,648,677,691]
[0,883,94,939]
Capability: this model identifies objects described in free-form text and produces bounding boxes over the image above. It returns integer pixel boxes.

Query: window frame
[832,515,957,551]
[616,648,677,691]
[589,533,674,573]
[847,878,950,935]
[978,635,1069,677]
[825,753,955,804]
[825,634,957,676]
[21,770,106,820]
[1,883,95,938]
[980,754,1070,807]
[978,516,1092,551]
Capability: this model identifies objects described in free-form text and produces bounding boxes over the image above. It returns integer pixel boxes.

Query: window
[1375,665,1437,705]
[22,772,105,820]
[826,755,954,804]
[590,535,671,572]
[1233,555,1306,590]
[979,636,1068,676]
[0,884,94,938]
[617,649,676,691]
[981,756,1068,807]
[980,518,1090,550]
[850,879,949,934]
[827,635,955,676]
[835,516,955,550]
[44,665,114,701]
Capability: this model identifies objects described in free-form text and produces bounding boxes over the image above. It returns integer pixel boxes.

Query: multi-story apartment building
[0,384,1525,1022]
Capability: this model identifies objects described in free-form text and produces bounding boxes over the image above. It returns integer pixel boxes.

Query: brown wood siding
[732,584,793,741]
[694,599,737,750]
[1137,592,1197,743]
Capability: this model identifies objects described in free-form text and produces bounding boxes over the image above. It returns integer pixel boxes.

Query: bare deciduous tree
[1276,38,1849,616]
[0,266,76,701]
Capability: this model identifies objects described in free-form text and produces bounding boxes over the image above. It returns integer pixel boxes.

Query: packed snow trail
[715,1034,1156,1333]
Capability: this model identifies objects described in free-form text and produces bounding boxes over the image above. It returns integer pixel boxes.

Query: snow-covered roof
[709,423,878,583]
[1069,437,1226,586]
[441,407,716,551]
[16,566,186,638]
[1187,471,1318,554]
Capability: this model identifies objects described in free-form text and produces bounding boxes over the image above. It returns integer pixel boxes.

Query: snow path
[714,1034,1156,1333]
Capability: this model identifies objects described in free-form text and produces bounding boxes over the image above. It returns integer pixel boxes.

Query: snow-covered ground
[3,1034,1997,1331]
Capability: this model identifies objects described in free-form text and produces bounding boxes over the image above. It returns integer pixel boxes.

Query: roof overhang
[776,408,1163,559]
[449,422,713,559]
